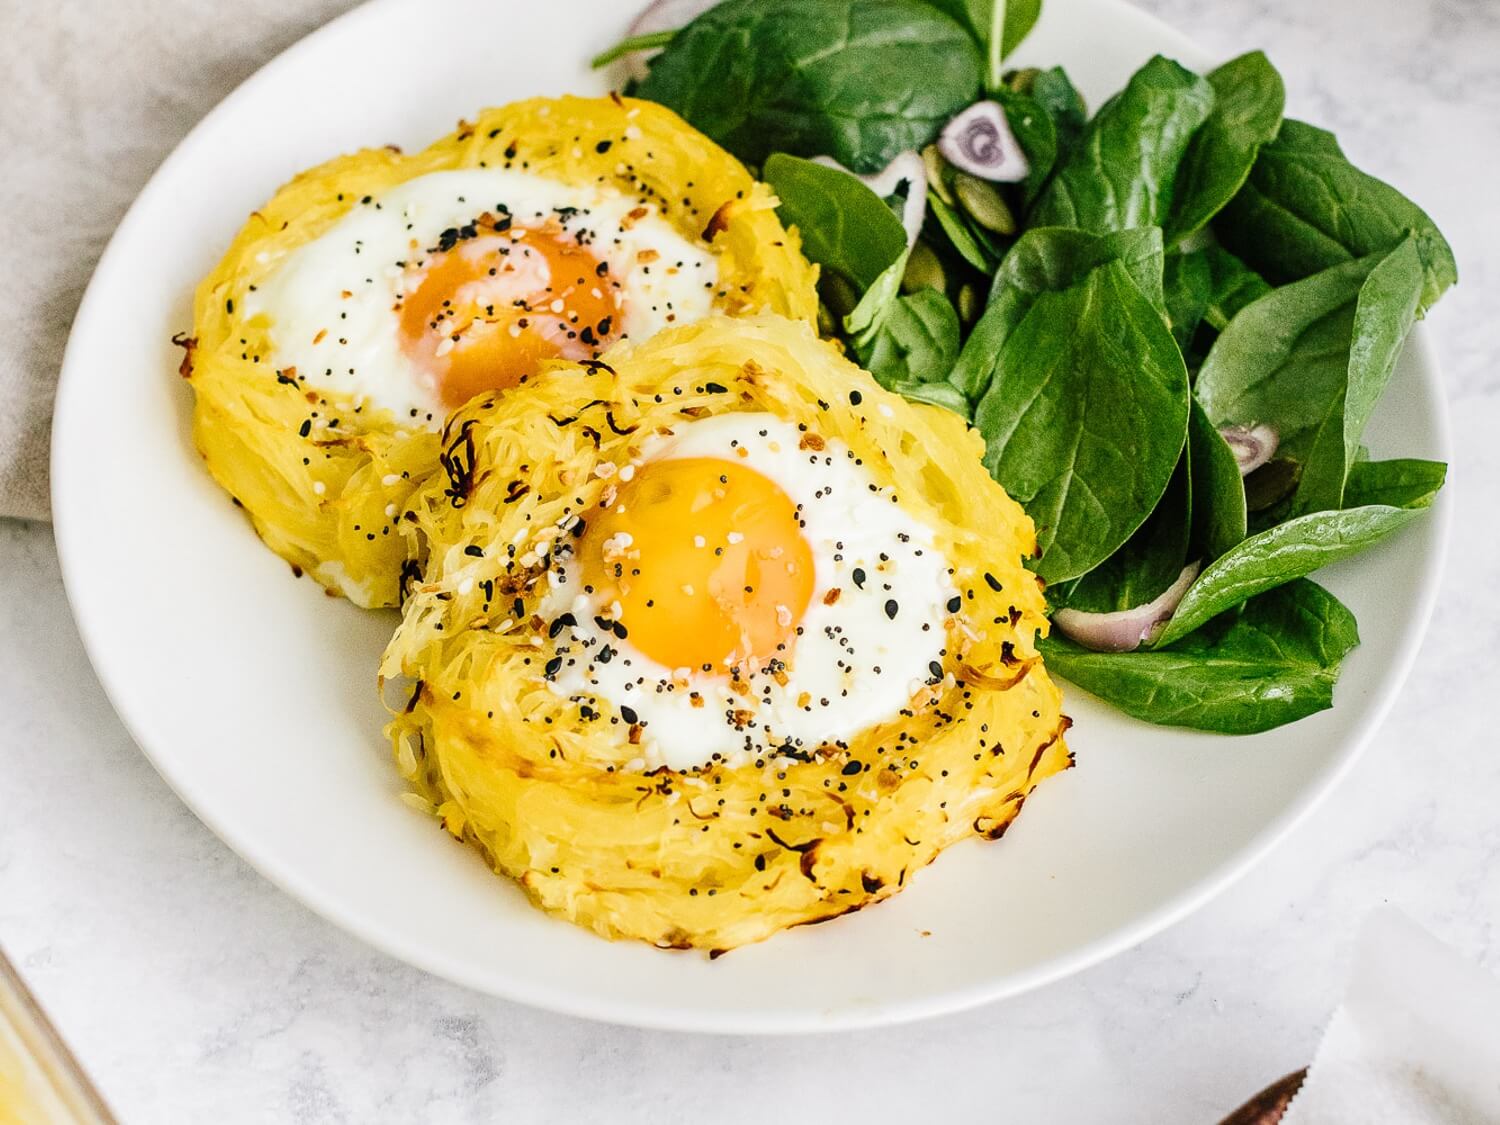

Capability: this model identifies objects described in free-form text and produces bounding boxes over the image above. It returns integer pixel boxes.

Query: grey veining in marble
[2,0,1499,1121]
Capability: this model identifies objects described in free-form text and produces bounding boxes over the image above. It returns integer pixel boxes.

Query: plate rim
[49,0,1454,1034]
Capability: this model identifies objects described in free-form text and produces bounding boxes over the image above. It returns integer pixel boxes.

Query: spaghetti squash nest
[182,95,819,608]
[381,315,1071,952]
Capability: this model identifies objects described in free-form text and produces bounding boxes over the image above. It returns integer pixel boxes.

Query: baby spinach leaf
[1200,245,1271,330]
[1342,238,1425,469]
[1151,502,1423,647]
[999,68,1086,207]
[928,190,997,273]
[762,153,918,347]
[924,0,1041,88]
[1028,55,1215,233]
[591,30,676,69]
[971,252,1190,583]
[887,378,973,416]
[1040,578,1359,733]
[1187,396,1247,560]
[858,288,963,387]
[1029,67,1087,158]
[1195,257,1363,514]
[1162,246,1271,353]
[1163,250,1213,352]
[1165,51,1285,242]
[636,0,983,173]
[996,88,1057,206]
[998,0,1042,60]
[1196,240,1424,516]
[953,225,1165,400]
[1343,458,1447,510]
[1050,452,1191,613]
[845,247,913,347]
[762,153,908,290]
[1215,119,1457,309]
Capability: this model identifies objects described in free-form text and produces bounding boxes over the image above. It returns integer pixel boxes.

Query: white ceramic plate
[52,0,1450,1033]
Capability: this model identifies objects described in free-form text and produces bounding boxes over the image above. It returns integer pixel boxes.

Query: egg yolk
[580,457,816,672]
[399,216,621,409]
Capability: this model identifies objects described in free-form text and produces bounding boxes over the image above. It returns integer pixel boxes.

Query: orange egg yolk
[579,457,816,673]
[398,217,621,409]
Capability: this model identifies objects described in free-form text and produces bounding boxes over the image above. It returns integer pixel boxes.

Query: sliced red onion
[621,0,716,80]
[811,151,928,249]
[1052,562,1202,653]
[938,101,1030,184]
[1219,423,1280,476]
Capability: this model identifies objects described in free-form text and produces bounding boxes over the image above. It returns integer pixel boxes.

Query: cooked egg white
[245,168,719,425]
[542,414,957,771]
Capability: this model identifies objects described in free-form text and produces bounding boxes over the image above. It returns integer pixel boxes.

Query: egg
[544,414,956,771]
[383,315,1072,951]
[246,168,722,425]
[184,96,819,607]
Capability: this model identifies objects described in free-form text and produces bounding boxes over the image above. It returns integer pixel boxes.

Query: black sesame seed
[947,595,962,613]
[985,572,1003,591]
[884,599,898,619]
[852,567,866,588]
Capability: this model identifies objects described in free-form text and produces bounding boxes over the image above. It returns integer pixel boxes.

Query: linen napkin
[0,0,359,522]
[1280,908,1500,1124]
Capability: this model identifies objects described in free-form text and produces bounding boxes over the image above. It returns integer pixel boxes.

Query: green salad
[598,0,1454,733]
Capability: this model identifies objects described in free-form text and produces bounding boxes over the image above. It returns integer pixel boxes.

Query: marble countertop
[3,0,1498,1120]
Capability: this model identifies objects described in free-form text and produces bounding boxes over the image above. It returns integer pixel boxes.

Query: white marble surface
[3,0,1499,1120]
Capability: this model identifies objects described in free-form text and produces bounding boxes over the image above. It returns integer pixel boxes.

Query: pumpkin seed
[922,144,956,206]
[1004,67,1041,95]
[953,172,1017,234]
[957,282,980,324]
[819,272,859,319]
[900,241,946,294]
